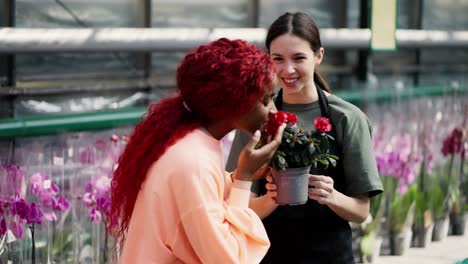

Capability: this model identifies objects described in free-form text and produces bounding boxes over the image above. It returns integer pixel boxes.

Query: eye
[294,56,306,61]
[272,57,283,62]
[263,94,275,106]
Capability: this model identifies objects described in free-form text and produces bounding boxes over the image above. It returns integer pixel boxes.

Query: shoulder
[162,129,221,172]
[327,95,372,130]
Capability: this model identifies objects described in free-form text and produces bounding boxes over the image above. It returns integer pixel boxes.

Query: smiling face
[234,78,278,134]
[269,33,324,101]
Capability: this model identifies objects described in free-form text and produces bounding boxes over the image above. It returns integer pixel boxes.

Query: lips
[282,77,299,87]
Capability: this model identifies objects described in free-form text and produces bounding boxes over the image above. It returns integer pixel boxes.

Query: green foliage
[390,184,416,233]
[262,123,339,170]
[430,184,447,220]
[360,194,385,258]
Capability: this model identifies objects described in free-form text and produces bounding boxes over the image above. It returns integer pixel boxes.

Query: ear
[315,47,324,65]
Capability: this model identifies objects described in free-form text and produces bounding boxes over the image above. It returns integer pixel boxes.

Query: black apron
[253,86,355,264]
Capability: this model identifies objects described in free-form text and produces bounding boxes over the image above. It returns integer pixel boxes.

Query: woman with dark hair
[109,38,286,263]
[226,12,383,263]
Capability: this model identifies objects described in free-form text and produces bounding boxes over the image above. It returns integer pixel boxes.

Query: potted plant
[360,193,385,263]
[257,111,338,205]
[411,159,434,248]
[430,171,450,242]
[441,127,466,236]
[389,184,416,255]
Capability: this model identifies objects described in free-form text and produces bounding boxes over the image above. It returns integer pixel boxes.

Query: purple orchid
[374,133,421,194]
[441,127,464,157]
[81,176,111,224]
[26,203,44,225]
[10,195,30,220]
[9,220,25,239]
[0,194,44,240]
[0,218,6,236]
[1,164,25,196]
[89,207,102,223]
[29,173,70,222]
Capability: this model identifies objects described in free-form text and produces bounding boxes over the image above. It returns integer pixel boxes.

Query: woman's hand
[235,124,285,181]
[308,175,336,205]
[248,174,278,219]
[308,174,370,223]
[265,175,278,201]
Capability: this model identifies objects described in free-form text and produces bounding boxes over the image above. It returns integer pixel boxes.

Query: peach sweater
[120,129,270,263]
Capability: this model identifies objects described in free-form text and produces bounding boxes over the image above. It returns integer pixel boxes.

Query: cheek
[275,64,285,74]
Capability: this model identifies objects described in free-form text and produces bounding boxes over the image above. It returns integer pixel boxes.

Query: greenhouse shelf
[0,85,465,139]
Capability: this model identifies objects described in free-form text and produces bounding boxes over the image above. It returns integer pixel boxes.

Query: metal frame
[357,0,370,82]
[0,0,16,88]
[1,28,467,53]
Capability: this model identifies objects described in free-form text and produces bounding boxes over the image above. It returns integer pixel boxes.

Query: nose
[268,99,277,114]
[285,61,295,74]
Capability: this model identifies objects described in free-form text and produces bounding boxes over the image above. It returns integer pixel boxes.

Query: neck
[283,83,319,104]
[201,121,233,140]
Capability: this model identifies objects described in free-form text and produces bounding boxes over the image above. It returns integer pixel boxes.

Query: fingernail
[254,130,260,137]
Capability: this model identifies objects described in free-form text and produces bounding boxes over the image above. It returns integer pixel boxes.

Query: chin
[281,84,302,94]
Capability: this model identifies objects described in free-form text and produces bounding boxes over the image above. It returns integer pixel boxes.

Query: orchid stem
[30,224,36,264]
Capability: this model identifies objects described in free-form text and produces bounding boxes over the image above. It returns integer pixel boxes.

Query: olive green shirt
[226,94,383,197]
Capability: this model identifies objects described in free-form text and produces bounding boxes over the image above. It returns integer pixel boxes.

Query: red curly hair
[108,38,275,246]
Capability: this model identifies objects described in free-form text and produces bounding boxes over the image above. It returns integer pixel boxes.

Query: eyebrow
[264,91,276,99]
[271,52,307,57]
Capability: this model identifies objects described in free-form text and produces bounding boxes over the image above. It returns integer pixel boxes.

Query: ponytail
[314,70,331,93]
[109,95,200,247]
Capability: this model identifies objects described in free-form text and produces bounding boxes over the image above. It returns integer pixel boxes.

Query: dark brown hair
[265,12,330,92]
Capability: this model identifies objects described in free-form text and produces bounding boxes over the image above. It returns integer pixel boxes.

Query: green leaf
[319,138,329,154]
[277,155,287,170]
[318,159,329,169]
[308,144,316,155]
[360,231,377,257]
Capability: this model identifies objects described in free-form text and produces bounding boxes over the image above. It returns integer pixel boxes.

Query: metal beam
[0,107,146,139]
[1,28,467,53]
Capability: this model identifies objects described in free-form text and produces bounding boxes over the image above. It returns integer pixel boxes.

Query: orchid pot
[256,112,338,206]
[271,166,311,205]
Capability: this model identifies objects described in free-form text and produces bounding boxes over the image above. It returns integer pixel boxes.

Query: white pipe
[0,28,467,53]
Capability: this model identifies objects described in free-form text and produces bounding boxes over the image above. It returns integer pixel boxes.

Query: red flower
[441,127,463,157]
[265,111,297,136]
[314,117,332,133]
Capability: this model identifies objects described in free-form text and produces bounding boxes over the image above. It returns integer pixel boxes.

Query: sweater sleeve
[172,165,270,264]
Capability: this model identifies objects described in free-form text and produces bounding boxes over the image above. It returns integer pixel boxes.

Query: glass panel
[152,0,250,27]
[16,53,142,82]
[419,48,468,86]
[423,0,468,30]
[0,59,7,87]
[16,0,139,28]
[14,91,147,116]
[370,49,418,89]
[259,0,338,28]
[0,98,13,118]
[150,0,251,90]
[1,2,7,25]
[346,0,360,28]
[397,0,417,29]
[15,0,142,82]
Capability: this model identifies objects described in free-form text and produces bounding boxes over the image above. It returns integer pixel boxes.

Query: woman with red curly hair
[109,38,285,263]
